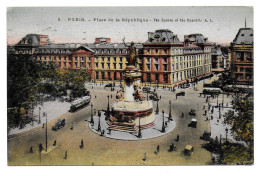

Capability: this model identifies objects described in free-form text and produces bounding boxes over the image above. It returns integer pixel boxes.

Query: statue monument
[107,38,156,134]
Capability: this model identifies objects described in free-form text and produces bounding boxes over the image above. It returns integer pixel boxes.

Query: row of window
[144,47,209,55]
[236,52,253,61]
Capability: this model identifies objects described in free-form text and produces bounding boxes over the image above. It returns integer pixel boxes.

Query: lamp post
[155,100,159,115]
[38,107,41,124]
[138,117,142,138]
[107,95,110,113]
[162,110,165,133]
[98,112,101,131]
[43,112,48,152]
[219,104,221,119]
[169,101,172,121]
[217,94,219,107]
[225,127,228,142]
[90,103,94,125]
[222,93,224,108]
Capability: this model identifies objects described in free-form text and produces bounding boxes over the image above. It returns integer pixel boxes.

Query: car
[105,83,113,87]
[176,91,185,96]
[189,109,196,116]
[184,144,194,156]
[52,119,66,131]
[200,130,211,141]
[188,118,197,128]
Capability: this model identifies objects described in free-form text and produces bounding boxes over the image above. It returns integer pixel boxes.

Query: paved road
[8,75,219,165]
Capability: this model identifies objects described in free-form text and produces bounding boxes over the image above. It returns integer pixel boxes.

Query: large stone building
[10,30,213,86]
[230,28,253,85]
[142,30,213,85]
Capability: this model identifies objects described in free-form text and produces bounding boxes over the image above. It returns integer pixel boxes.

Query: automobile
[184,144,194,156]
[142,87,151,93]
[176,91,185,96]
[52,119,66,131]
[200,130,211,141]
[105,83,113,87]
[188,118,197,128]
[189,109,196,116]
[149,92,159,101]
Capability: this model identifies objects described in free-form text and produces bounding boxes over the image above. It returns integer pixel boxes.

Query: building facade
[230,28,253,85]
[10,31,213,86]
[142,30,213,85]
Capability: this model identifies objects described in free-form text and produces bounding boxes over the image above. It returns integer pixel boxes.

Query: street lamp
[38,107,41,124]
[219,105,221,119]
[162,110,165,133]
[169,101,172,121]
[43,112,48,152]
[155,100,159,115]
[138,117,142,138]
[225,127,228,142]
[107,95,110,113]
[90,103,94,125]
[97,112,101,132]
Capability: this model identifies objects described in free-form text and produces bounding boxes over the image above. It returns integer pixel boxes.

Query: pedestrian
[29,146,33,153]
[111,95,112,98]
[165,122,168,127]
[211,115,213,120]
[70,123,73,130]
[64,151,67,160]
[181,112,184,118]
[160,95,161,100]
[42,123,45,128]
[176,134,179,142]
[53,140,56,146]
[80,139,84,149]
[39,143,44,152]
[203,105,205,110]
[157,145,160,153]
[204,110,207,115]
[92,86,93,89]
[95,95,97,99]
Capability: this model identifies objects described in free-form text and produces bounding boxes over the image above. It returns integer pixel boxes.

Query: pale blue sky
[7,7,253,45]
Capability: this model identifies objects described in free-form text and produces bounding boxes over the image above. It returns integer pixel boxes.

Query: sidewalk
[8,99,71,136]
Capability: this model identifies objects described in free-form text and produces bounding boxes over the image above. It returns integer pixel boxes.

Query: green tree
[223,96,254,164]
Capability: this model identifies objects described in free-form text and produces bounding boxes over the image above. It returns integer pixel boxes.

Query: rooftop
[232,28,253,45]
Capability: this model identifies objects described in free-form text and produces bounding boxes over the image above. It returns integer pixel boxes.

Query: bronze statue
[123,37,137,66]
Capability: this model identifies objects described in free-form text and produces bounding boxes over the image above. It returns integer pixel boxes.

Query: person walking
[29,146,33,153]
[64,151,67,160]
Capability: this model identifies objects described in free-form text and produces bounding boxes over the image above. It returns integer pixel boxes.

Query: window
[119,63,123,69]
[147,64,150,70]
[163,64,167,71]
[155,64,159,71]
[147,73,151,82]
[246,53,251,59]
[236,52,242,59]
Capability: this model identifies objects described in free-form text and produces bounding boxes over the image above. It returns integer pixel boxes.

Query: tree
[7,53,43,128]
[223,96,253,164]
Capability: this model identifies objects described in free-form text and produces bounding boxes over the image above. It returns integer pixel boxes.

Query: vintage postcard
[7,6,253,166]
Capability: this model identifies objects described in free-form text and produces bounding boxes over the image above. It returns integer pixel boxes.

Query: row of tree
[7,53,90,130]
[203,94,253,165]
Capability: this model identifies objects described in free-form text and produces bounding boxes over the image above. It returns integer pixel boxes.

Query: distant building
[10,30,214,86]
[230,28,253,85]
[211,45,224,72]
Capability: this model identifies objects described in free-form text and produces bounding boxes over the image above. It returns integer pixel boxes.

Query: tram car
[70,96,91,112]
